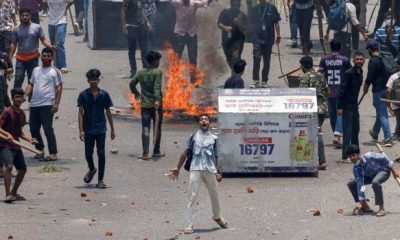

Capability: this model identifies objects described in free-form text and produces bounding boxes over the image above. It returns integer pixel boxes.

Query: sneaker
[60,68,68,74]
[96,181,107,189]
[34,150,45,160]
[392,133,400,141]
[380,140,393,147]
[260,82,268,88]
[249,81,260,88]
[291,40,298,48]
[84,168,97,183]
[184,225,194,234]
[369,130,378,142]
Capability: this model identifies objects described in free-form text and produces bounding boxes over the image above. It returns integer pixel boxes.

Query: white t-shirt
[386,72,400,110]
[29,66,63,107]
[45,0,73,25]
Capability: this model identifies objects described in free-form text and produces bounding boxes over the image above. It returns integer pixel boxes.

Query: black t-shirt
[365,56,389,92]
[123,0,145,26]
[224,75,244,89]
[217,8,246,45]
[248,3,281,45]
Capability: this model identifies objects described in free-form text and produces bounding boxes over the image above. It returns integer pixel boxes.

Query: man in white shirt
[44,0,73,73]
[24,47,63,161]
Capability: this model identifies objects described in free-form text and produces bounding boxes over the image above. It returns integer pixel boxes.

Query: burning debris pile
[127,44,217,118]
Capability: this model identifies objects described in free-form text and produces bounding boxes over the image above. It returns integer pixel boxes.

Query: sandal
[376,210,386,217]
[213,217,228,229]
[4,195,16,203]
[183,225,193,234]
[138,154,151,160]
[152,152,166,157]
[84,168,97,183]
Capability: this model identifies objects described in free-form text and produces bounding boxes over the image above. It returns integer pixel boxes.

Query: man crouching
[346,144,400,216]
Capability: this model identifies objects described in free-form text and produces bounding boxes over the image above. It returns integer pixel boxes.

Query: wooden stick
[0,133,42,155]
[380,98,400,104]
[375,143,400,186]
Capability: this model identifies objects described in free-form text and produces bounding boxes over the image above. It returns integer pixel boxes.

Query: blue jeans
[83,0,88,35]
[127,25,149,76]
[342,107,360,159]
[14,58,38,89]
[289,7,298,41]
[328,98,342,135]
[48,24,67,69]
[84,133,106,181]
[372,90,392,141]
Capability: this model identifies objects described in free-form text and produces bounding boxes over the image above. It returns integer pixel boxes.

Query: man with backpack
[363,39,393,147]
[386,55,400,140]
[325,0,368,58]
[169,114,228,234]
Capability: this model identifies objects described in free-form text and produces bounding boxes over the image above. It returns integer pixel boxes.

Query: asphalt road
[2,1,400,239]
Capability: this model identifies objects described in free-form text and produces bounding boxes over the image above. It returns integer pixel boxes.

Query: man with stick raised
[0,88,37,203]
[346,144,400,217]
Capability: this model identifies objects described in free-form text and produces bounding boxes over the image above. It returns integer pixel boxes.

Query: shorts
[0,148,26,170]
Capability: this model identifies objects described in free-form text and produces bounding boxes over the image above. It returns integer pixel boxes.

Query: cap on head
[300,56,313,69]
[366,39,379,51]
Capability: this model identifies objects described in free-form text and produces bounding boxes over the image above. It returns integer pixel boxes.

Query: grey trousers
[347,171,390,206]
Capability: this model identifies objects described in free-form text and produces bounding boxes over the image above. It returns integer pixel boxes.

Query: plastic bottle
[296,145,304,161]
[297,130,307,153]
[305,141,314,161]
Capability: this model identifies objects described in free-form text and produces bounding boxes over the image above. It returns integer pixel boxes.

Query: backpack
[392,72,400,105]
[380,55,400,77]
[328,0,348,31]
[183,134,195,171]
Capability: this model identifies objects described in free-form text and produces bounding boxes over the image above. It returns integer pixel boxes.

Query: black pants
[29,106,58,154]
[252,43,272,83]
[373,0,400,34]
[296,6,314,53]
[342,107,360,159]
[318,114,326,164]
[127,25,149,76]
[0,78,10,113]
[334,31,351,59]
[222,39,244,71]
[173,33,198,82]
[348,171,390,206]
[31,12,40,24]
[141,107,163,155]
[84,133,106,181]
[0,31,12,54]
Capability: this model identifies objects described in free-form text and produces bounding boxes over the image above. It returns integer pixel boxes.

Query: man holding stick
[346,144,400,217]
[129,51,163,160]
[0,88,37,203]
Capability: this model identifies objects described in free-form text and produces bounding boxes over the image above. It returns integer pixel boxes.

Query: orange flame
[127,43,217,118]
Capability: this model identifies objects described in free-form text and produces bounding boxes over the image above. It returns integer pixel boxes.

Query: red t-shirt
[0,107,26,150]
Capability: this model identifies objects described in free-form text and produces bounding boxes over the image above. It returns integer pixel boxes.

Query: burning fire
[127,44,217,118]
